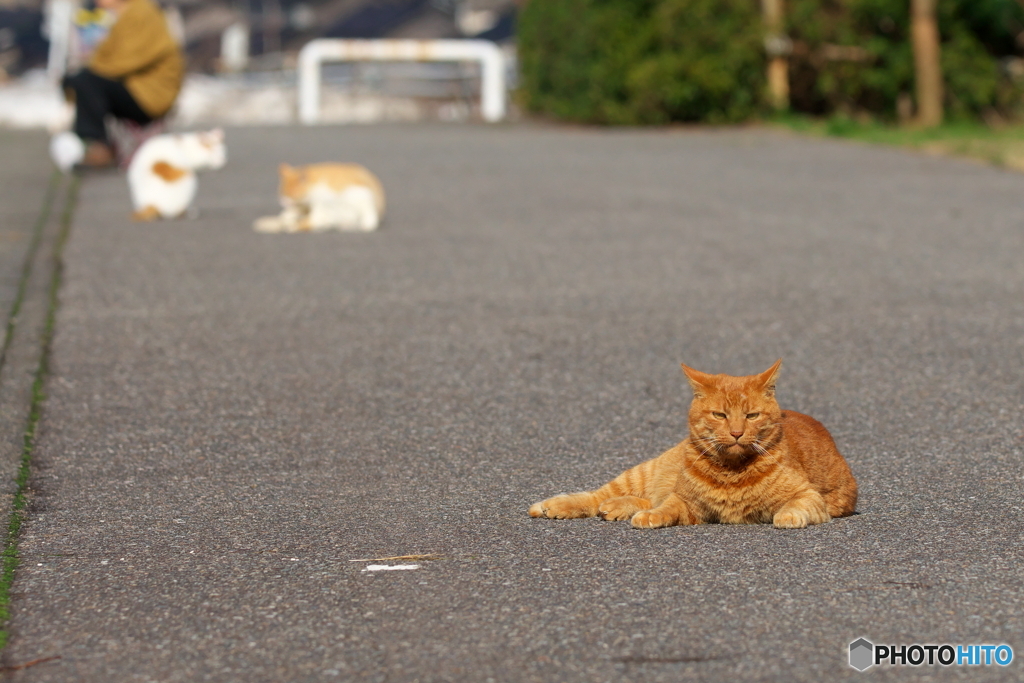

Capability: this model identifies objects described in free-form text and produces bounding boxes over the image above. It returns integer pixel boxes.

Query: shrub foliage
[517,0,766,124]
[786,0,1023,120]
[517,0,1024,123]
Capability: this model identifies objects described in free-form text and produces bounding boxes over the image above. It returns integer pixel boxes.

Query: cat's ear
[279,163,296,179]
[756,359,783,396]
[208,127,224,142]
[681,364,713,398]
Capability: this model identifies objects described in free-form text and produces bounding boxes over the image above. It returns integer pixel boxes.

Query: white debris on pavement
[361,564,421,572]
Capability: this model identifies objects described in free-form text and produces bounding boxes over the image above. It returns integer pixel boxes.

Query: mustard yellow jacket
[88,0,184,117]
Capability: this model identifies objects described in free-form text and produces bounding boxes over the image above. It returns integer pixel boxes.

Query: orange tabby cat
[529,360,857,529]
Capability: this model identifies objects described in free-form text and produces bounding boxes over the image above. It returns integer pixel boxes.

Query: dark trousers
[62,68,152,144]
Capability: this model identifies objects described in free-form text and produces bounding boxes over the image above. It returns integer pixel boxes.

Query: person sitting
[62,0,184,168]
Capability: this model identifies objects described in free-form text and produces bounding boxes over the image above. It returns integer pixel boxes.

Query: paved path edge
[0,173,76,656]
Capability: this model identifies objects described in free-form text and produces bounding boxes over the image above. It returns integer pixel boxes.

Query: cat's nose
[730,431,743,440]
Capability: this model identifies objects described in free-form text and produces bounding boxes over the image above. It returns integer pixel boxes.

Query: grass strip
[0,175,79,650]
[0,171,59,370]
[772,114,1024,171]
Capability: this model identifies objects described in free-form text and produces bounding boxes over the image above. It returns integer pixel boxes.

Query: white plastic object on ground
[49,130,84,172]
[361,564,421,572]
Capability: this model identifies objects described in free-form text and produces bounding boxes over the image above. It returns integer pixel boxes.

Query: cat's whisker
[692,440,717,459]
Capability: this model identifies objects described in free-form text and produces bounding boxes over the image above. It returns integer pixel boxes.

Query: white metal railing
[45,0,75,81]
[298,39,506,124]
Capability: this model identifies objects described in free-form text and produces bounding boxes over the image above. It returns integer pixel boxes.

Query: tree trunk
[911,0,943,126]
[761,0,789,110]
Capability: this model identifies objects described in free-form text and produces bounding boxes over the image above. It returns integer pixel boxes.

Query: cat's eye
[746,413,760,419]
[712,412,726,419]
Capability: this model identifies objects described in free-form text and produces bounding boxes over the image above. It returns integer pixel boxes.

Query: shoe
[78,141,115,168]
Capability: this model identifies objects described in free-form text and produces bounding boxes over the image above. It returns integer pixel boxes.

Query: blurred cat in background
[253,163,385,233]
[128,128,226,221]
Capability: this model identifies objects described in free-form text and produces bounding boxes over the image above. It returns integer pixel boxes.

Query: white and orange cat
[128,129,227,221]
[530,361,857,529]
[253,163,386,233]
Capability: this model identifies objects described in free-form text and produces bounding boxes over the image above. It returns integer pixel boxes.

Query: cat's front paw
[773,507,831,529]
[253,215,285,233]
[528,494,596,519]
[528,501,545,517]
[598,496,651,521]
[772,509,808,528]
[630,509,676,529]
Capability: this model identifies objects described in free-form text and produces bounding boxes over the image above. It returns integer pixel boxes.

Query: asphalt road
[0,131,50,321]
[0,130,57,516]
[2,124,1023,682]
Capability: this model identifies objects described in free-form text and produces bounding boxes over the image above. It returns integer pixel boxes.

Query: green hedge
[517,0,1023,124]
[517,0,767,124]
[786,0,1022,120]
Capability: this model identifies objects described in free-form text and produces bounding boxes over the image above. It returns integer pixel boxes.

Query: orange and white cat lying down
[254,163,386,233]
[529,361,857,529]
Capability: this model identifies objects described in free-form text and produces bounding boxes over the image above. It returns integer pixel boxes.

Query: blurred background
[0,0,520,126]
[1,0,1024,164]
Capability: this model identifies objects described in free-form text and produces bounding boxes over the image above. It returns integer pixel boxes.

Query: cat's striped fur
[529,361,857,529]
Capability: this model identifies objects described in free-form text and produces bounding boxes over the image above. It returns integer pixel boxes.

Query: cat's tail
[132,205,161,222]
